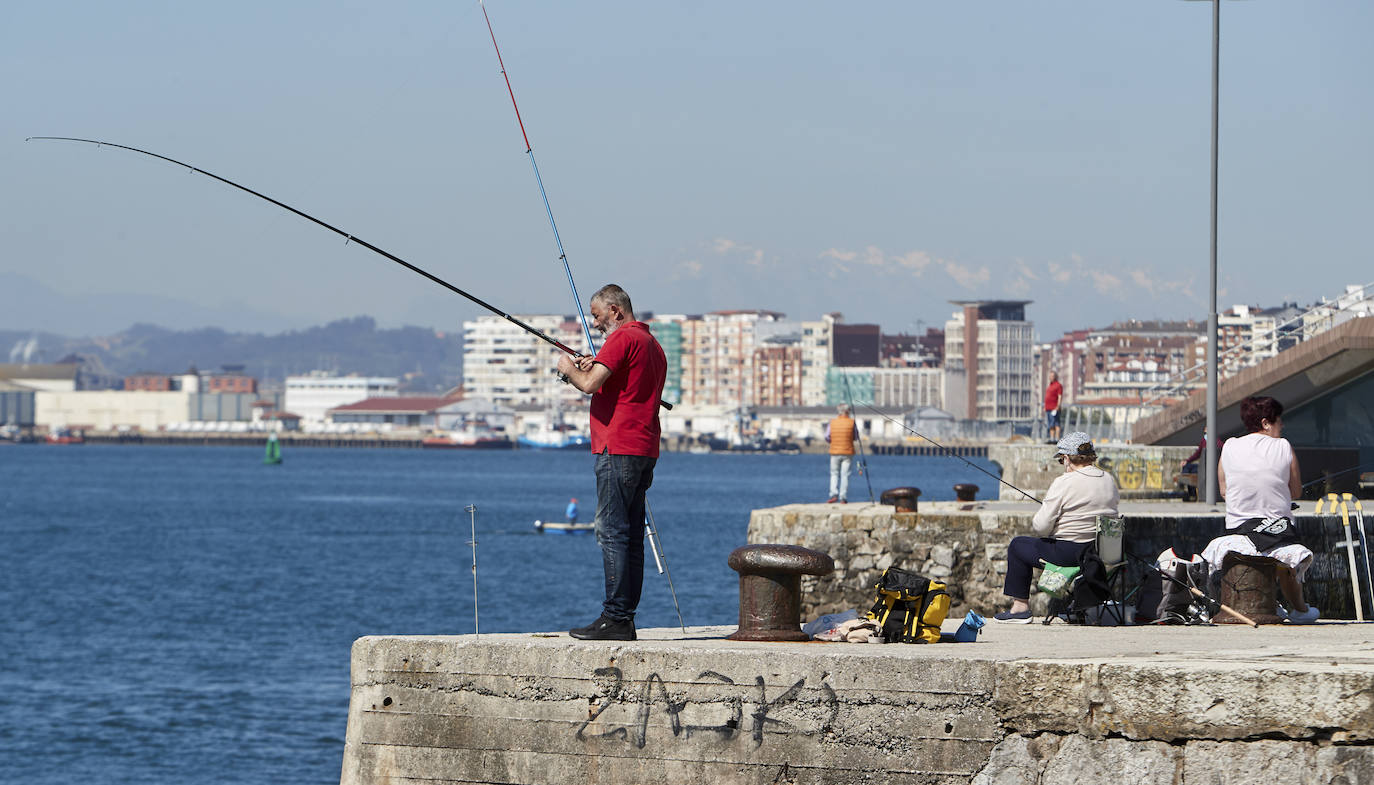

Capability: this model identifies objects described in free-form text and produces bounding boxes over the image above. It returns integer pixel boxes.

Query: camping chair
[1092,515,1127,625]
[1038,515,1128,625]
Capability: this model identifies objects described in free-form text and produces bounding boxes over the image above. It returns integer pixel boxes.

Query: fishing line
[839,372,876,504]
[26,136,587,358]
[856,401,1043,504]
[477,4,685,633]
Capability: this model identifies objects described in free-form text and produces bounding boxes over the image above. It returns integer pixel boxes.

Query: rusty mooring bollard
[953,483,979,502]
[726,544,834,641]
[879,487,921,512]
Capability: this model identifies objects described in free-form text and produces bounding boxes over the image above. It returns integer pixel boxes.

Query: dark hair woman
[1203,395,1317,623]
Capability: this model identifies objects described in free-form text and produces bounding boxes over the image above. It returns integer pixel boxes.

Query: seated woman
[1202,395,1318,623]
[996,432,1120,623]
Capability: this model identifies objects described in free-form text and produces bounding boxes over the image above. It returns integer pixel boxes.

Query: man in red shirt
[1044,372,1063,442]
[556,284,667,641]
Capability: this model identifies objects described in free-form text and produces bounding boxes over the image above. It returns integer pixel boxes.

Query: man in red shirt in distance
[1044,371,1063,443]
[556,284,667,641]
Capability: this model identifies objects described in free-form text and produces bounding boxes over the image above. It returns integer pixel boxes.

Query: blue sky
[4,1,1371,340]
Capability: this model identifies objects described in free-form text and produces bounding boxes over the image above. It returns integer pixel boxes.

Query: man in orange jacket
[826,404,857,503]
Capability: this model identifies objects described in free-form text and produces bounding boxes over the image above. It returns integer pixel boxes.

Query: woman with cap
[995,432,1119,623]
[1201,395,1317,623]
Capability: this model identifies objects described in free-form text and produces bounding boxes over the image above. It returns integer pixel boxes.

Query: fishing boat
[45,427,84,445]
[263,433,283,465]
[516,403,590,450]
[422,419,513,450]
[533,519,595,535]
[517,432,589,450]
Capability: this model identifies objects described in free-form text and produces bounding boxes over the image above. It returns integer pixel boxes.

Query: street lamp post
[1184,0,1229,505]
[1205,0,1221,506]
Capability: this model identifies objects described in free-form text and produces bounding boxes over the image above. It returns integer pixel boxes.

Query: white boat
[534,519,595,535]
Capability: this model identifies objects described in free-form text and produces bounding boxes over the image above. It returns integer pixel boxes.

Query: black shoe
[569,615,636,641]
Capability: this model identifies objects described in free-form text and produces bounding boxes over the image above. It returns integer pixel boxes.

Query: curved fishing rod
[479,0,595,353]
[476,5,685,633]
[857,401,1043,504]
[839,373,876,504]
[27,136,585,357]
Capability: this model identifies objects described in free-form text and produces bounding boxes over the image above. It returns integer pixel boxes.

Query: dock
[339,621,1374,784]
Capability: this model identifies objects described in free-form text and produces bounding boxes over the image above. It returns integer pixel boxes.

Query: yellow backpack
[865,567,951,644]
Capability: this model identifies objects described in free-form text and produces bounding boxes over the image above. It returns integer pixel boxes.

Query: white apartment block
[944,301,1035,421]
[872,367,944,410]
[462,315,590,407]
[800,313,838,407]
[284,374,399,423]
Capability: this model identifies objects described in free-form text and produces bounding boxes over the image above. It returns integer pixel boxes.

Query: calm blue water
[0,444,995,784]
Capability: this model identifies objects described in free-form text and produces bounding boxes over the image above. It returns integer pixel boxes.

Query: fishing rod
[479,0,594,352]
[1300,463,1373,491]
[477,4,685,633]
[857,401,1043,504]
[839,373,876,504]
[27,136,587,358]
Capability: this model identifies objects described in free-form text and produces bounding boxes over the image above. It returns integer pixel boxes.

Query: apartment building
[461,315,590,407]
[677,310,786,407]
[943,301,1034,421]
[799,314,838,406]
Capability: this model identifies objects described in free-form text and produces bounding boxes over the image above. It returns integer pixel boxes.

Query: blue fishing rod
[479,2,685,633]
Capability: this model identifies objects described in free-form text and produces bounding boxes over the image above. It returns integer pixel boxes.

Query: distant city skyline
[4,2,1371,341]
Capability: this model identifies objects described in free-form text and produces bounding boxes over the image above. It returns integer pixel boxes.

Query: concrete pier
[339,622,1374,785]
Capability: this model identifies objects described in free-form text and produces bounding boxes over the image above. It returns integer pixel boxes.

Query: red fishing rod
[479,3,685,633]
[27,136,583,357]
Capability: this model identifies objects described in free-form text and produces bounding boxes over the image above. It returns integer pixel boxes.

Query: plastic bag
[803,609,860,639]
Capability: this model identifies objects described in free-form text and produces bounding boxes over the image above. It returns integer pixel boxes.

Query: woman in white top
[995,432,1120,623]
[1202,395,1318,623]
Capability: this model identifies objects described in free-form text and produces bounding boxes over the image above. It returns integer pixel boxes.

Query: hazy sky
[4,1,1371,340]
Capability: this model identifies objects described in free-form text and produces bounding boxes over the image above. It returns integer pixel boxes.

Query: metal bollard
[726,544,834,641]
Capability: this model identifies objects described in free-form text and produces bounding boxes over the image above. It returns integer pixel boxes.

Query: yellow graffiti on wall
[1103,453,1167,491]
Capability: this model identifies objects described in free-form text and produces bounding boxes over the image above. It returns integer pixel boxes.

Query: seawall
[748,500,1369,620]
[338,624,1374,784]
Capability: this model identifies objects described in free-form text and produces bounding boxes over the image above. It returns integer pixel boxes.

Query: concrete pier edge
[339,622,1374,785]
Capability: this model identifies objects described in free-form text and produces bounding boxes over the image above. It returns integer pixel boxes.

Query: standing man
[1044,371,1063,443]
[565,497,579,525]
[826,404,856,504]
[556,284,667,641]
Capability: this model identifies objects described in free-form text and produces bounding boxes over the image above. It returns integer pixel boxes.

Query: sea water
[0,444,996,784]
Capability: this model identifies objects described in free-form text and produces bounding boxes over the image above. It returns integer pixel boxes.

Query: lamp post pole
[1204,0,1221,505]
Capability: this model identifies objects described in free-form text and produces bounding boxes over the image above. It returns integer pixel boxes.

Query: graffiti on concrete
[576,667,838,748]
[1101,453,1168,491]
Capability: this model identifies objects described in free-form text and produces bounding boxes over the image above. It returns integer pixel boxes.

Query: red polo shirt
[1044,380,1062,412]
[589,321,667,458]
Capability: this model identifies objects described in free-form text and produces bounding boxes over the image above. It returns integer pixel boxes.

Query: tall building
[752,344,804,407]
[943,301,1034,421]
[677,310,786,407]
[647,316,684,405]
[799,314,838,406]
[462,315,590,407]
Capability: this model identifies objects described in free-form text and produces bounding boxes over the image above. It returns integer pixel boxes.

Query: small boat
[534,519,595,535]
[263,434,283,465]
[517,433,589,450]
[45,427,84,445]
[422,419,514,449]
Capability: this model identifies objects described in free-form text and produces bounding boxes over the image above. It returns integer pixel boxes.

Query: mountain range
[0,316,464,393]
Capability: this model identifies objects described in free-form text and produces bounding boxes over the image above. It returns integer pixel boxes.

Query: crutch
[1318,492,1364,621]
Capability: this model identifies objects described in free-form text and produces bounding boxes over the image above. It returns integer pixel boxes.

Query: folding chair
[1092,514,1127,625]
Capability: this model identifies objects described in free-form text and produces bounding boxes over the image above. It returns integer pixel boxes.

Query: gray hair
[837,404,851,416]
[590,284,634,318]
